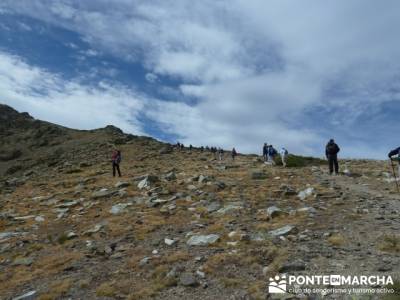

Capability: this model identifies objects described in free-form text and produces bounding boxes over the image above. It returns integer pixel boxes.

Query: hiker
[218,148,224,161]
[388,146,400,175]
[325,139,340,175]
[200,146,204,152]
[176,142,181,149]
[212,147,218,159]
[111,149,122,177]
[268,145,277,165]
[180,143,184,150]
[189,144,193,151]
[263,143,268,162]
[231,147,237,160]
[280,147,288,167]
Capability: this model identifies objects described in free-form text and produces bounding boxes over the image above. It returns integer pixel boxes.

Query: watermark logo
[267,274,394,295]
[268,275,287,294]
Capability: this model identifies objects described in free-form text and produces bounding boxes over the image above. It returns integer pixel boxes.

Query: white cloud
[145,73,158,83]
[0,51,146,135]
[2,1,400,157]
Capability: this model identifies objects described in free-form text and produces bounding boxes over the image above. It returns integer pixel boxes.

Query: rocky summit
[1,104,400,299]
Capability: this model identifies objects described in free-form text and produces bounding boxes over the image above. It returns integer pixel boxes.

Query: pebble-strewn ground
[1,105,399,299]
[1,144,400,300]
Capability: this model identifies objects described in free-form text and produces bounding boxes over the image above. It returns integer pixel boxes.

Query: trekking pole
[389,158,400,193]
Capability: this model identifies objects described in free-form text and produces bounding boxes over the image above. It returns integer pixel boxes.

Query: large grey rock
[165,172,177,181]
[267,206,287,218]
[217,203,243,214]
[298,187,314,200]
[269,225,297,237]
[206,202,221,213]
[55,200,79,208]
[12,257,33,266]
[110,203,130,215]
[13,290,37,300]
[0,232,27,240]
[115,181,130,188]
[138,175,159,189]
[179,273,198,286]
[297,207,317,214]
[91,189,115,199]
[251,171,267,180]
[159,145,173,154]
[187,234,220,246]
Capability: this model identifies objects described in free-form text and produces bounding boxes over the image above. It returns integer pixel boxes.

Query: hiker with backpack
[111,149,122,177]
[263,143,268,162]
[268,145,277,165]
[325,139,340,175]
[218,148,224,161]
[280,147,288,167]
[231,147,237,160]
[388,146,400,177]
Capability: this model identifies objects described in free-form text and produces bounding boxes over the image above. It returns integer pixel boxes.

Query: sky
[1,1,400,158]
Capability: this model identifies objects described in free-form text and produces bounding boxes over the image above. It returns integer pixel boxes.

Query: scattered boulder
[251,171,267,180]
[159,145,173,154]
[110,203,130,215]
[115,181,130,188]
[179,273,198,287]
[298,187,314,200]
[138,175,159,189]
[164,171,177,181]
[269,225,297,237]
[217,203,243,214]
[187,234,220,246]
[13,290,37,300]
[267,206,287,219]
[206,202,221,213]
[91,189,115,199]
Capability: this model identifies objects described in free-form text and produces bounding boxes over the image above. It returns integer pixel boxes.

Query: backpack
[116,153,121,164]
[326,143,338,155]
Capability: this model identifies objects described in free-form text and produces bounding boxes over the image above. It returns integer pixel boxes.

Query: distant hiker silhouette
[263,143,268,162]
[218,148,224,161]
[231,147,237,160]
[325,139,340,175]
[112,149,122,177]
[280,147,288,167]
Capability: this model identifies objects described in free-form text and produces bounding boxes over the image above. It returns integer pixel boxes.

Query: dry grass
[247,281,266,300]
[379,234,400,253]
[38,278,72,300]
[96,281,117,297]
[220,277,243,288]
[327,234,346,247]
[162,250,191,264]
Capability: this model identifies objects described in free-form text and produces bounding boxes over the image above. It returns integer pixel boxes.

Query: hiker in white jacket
[280,147,288,167]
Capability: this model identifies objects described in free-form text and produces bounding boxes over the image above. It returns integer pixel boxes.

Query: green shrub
[275,154,324,167]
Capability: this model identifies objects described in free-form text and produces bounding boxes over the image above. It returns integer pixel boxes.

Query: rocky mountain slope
[0,104,399,299]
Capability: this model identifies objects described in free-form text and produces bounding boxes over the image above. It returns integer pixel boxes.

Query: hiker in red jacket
[112,149,122,177]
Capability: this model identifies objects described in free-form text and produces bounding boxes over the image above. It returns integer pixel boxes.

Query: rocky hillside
[0,105,399,299]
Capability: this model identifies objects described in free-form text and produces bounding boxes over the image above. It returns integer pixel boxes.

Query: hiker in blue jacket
[325,139,340,175]
[268,145,277,165]
[263,143,268,162]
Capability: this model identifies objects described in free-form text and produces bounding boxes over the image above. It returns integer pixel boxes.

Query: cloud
[0,51,146,135]
[2,1,400,157]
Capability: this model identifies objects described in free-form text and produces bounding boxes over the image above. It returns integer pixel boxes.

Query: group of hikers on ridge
[111,138,400,180]
[262,143,289,167]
